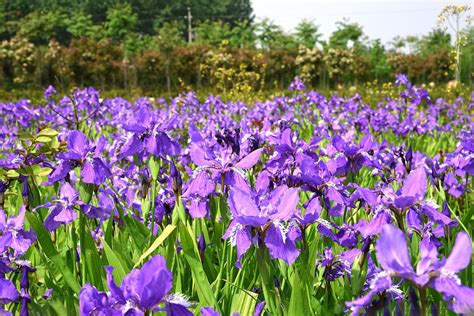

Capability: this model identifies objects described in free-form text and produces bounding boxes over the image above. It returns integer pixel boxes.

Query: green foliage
[294,19,322,48]
[0,1,472,90]
[195,20,231,47]
[123,33,154,55]
[228,20,257,48]
[156,21,186,50]
[328,19,365,50]
[257,18,297,50]
[105,4,138,41]
[66,12,104,40]
[17,10,66,44]
[0,0,253,43]
[418,29,452,57]
[459,27,474,85]
[369,39,392,81]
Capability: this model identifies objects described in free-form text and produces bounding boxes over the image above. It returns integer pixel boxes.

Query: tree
[155,21,186,92]
[294,19,322,48]
[328,19,365,50]
[420,29,451,54]
[66,12,104,40]
[229,20,257,49]
[17,10,67,44]
[459,26,474,84]
[105,3,138,41]
[194,20,231,46]
[256,18,296,50]
[388,35,406,52]
[369,39,392,81]
[404,35,421,54]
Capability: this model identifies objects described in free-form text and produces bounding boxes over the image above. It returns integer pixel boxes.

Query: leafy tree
[328,19,365,50]
[417,29,451,56]
[388,35,406,52]
[66,12,104,40]
[155,21,186,92]
[257,18,296,50]
[369,39,392,81]
[194,20,231,46]
[294,19,322,48]
[105,3,138,41]
[404,35,421,54]
[226,0,253,25]
[17,10,67,44]
[229,20,257,48]
[123,33,154,54]
[0,0,254,43]
[156,21,186,48]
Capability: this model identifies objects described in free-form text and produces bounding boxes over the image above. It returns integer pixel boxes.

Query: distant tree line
[0,0,472,91]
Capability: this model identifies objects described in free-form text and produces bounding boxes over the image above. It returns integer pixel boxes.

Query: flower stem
[256,245,282,316]
[419,287,427,316]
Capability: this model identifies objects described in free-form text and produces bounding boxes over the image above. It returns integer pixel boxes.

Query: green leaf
[350,253,368,296]
[18,132,33,140]
[35,136,54,143]
[28,177,41,208]
[230,290,258,315]
[37,128,59,137]
[134,224,176,268]
[101,238,129,284]
[179,222,218,310]
[78,181,94,204]
[33,166,52,177]
[6,170,19,179]
[289,271,310,315]
[25,212,81,293]
[148,157,160,180]
[79,213,105,289]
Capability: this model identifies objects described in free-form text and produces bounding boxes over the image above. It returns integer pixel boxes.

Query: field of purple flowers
[0,76,473,315]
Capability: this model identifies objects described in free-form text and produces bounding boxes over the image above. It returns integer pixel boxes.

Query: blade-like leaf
[26,212,81,293]
[134,224,176,268]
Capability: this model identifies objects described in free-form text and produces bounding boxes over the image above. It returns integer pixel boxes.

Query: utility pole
[187,7,193,44]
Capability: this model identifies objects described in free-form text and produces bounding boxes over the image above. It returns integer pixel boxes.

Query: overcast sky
[252,0,472,45]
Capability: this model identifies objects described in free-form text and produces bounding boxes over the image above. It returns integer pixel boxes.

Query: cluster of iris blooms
[0,75,473,315]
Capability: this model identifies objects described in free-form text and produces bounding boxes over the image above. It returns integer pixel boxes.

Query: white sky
[252,0,473,45]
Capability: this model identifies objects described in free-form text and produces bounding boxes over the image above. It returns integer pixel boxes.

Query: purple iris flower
[188,134,263,194]
[181,171,215,218]
[0,277,20,315]
[48,130,111,185]
[118,106,180,159]
[223,185,301,267]
[317,248,361,282]
[17,260,35,316]
[79,255,192,315]
[265,128,308,175]
[288,77,306,91]
[43,85,57,99]
[346,250,405,315]
[253,301,266,316]
[392,166,455,226]
[329,134,375,174]
[347,224,474,315]
[201,306,221,316]
[394,74,411,88]
[39,182,83,231]
[80,189,115,221]
[0,206,36,256]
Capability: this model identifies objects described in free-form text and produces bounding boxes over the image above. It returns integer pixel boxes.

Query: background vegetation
[0,0,473,95]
